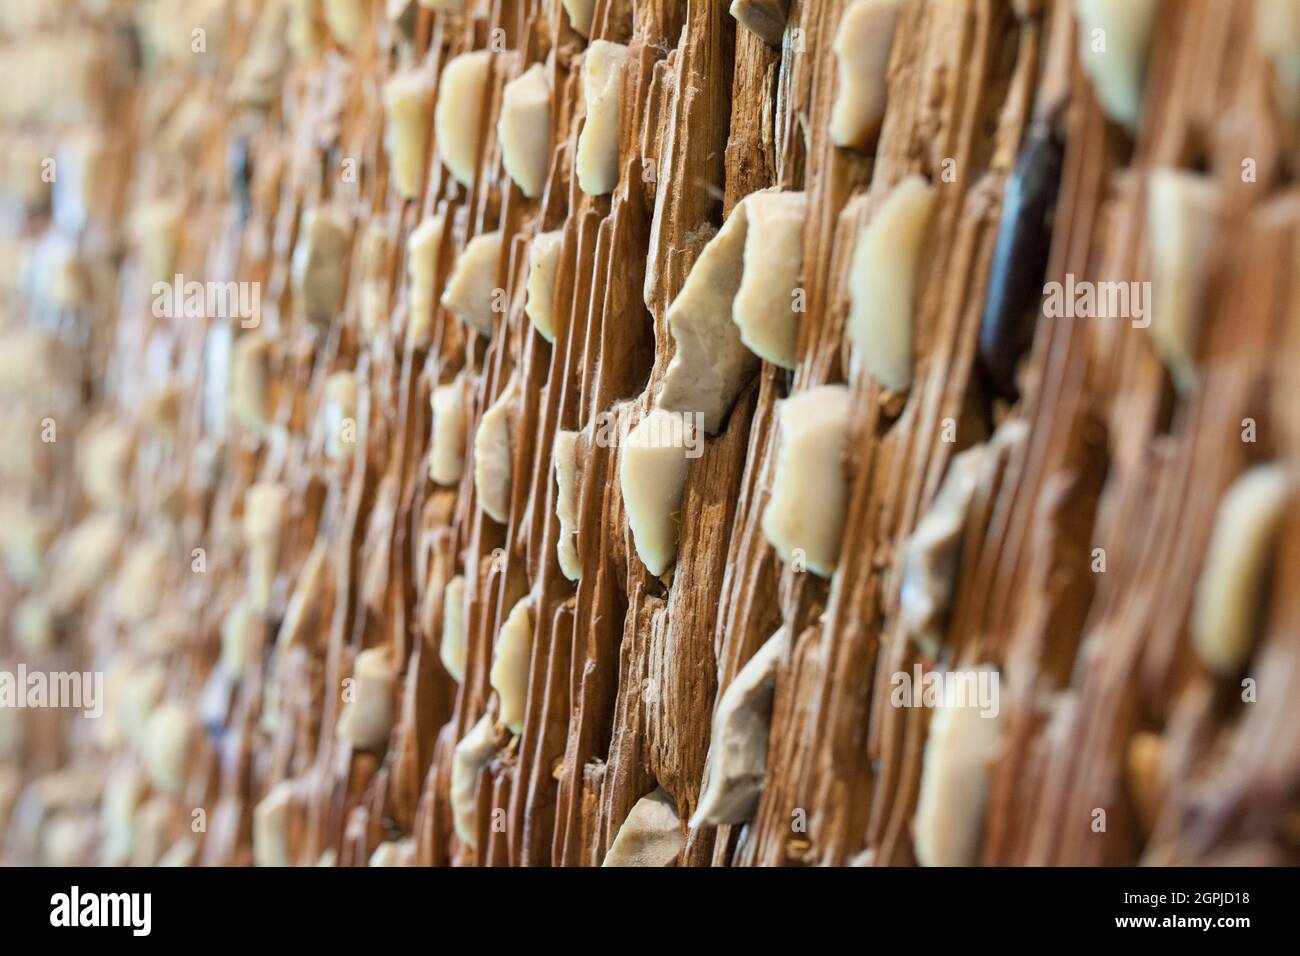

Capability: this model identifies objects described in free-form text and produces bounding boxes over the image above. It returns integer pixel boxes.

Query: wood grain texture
[1,0,1298,868]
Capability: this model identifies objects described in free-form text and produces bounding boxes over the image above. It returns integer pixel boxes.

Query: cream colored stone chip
[143,703,195,794]
[106,660,164,751]
[359,223,391,349]
[99,767,144,866]
[440,575,467,682]
[13,598,54,653]
[576,40,628,195]
[913,667,1004,866]
[761,384,852,576]
[114,536,168,626]
[847,174,936,393]
[131,797,172,867]
[407,212,445,347]
[435,50,491,188]
[430,374,467,485]
[657,210,756,434]
[473,372,519,522]
[499,63,551,198]
[621,409,696,577]
[77,420,133,508]
[602,788,684,866]
[490,597,532,734]
[46,513,124,614]
[829,0,901,149]
[230,332,270,431]
[157,837,197,867]
[451,713,497,847]
[253,779,297,867]
[221,601,256,679]
[337,647,396,750]
[1191,464,1292,675]
[693,627,789,826]
[0,498,51,585]
[733,189,807,369]
[525,229,564,342]
[140,382,181,442]
[292,205,352,327]
[368,838,415,866]
[562,0,595,37]
[383,68,433,200]
[1146,169,1219,392]
[244,482,289,612]
[132,198,182,281]
[0,327,52,395]
[323,370,358,460]
[1074,0,1159,132]
[136,611,189,658]
[230,1,290,109]
[1254,0,1300,125]
[441,230,504,337]
[323,0,365,49]
[656,185,807,422]
[288,0,324,60]
[554,430,581,581]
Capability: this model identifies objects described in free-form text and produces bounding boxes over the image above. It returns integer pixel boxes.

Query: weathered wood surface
[0,0,1297,867]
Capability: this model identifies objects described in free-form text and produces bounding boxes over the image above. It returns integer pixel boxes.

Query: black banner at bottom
[0,866,1276,942]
